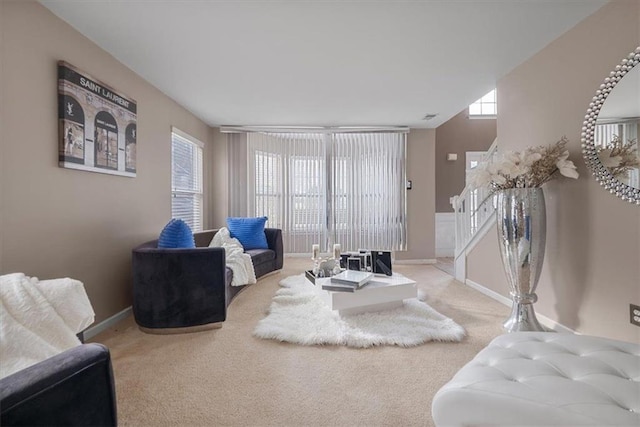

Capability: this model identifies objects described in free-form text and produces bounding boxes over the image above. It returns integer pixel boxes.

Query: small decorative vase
[319,258,339,276]
[495,188,546,332]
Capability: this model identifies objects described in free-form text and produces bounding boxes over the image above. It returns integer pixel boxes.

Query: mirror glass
[595,65,640,188]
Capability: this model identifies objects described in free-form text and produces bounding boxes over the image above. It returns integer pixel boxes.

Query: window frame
[469,89,497,119]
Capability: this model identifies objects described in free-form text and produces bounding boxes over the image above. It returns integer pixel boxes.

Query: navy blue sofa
[132,228,283,332]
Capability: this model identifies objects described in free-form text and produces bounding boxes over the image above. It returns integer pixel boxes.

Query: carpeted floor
[92,258,509,427]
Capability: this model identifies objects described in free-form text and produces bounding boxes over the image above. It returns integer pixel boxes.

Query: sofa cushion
[158,219,195,249]
[226,217,268,250]
[245,248,276,266]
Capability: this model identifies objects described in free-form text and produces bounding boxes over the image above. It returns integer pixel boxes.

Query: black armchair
[0,343,117,427]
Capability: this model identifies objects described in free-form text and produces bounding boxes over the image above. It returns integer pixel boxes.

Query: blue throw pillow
[226,216,268,250]
[158,219,195,249]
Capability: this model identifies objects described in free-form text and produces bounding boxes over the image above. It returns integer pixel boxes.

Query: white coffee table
[314,273,417,315]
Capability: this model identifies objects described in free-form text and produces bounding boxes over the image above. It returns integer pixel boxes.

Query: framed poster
[58,61,137,177]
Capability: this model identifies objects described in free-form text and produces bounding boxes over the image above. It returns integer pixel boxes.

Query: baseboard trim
[394,259,437,265]
[286,254,438,266]
[84,306,133,340]
[284,253,313,258]
[464,279,576,334]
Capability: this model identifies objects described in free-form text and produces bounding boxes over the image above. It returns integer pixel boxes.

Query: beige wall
[0,2,211,323]
[395,129,436,261]
[435,111,496,212]
[468,0,640,343]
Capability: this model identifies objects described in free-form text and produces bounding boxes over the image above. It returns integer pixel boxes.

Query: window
[469,89,497,117]
[254,149,283,227]
[289,154,325,233]
[230,131,407,253]
[594,120,639,187]
[171,128,203,232]
[594,121,637,149]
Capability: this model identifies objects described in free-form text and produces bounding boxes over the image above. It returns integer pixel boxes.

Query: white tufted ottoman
[432,332,640,426]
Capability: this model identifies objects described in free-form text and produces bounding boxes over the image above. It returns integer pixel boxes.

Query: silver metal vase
[495,188,546,332]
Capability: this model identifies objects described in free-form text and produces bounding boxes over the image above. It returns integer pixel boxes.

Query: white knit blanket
[0,273,95,379]
[210,228,257,287]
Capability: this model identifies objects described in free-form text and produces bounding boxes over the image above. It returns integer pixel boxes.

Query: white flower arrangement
[596,135,639,180]
[468,137,579,191]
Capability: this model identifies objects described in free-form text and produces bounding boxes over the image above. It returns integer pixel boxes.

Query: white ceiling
[40,0,607,129]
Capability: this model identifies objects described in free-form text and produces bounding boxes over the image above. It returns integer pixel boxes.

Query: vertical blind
[331,133,407,252]
[171,129,203,232]
[594,120,639,187]
[229,131,407,253]
[595,121,638,148]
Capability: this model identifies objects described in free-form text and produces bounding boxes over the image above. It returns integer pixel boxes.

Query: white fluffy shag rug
[253,274,466,348]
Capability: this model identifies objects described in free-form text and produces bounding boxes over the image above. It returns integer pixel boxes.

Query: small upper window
[469,89,497,118]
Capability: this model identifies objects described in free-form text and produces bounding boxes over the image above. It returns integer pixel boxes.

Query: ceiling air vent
[422,113,438,121]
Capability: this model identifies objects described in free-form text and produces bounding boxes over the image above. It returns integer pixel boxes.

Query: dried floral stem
[597,135,639,179]
[468,137,579,194]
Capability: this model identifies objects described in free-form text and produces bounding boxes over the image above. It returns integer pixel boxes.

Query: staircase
[451,139,498,282]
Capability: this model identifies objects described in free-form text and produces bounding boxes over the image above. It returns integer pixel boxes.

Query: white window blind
[594,121,637,148]
[594,120,639,187]
[171,128,203,232]
[230,131,407,253]
[331,133,407,252]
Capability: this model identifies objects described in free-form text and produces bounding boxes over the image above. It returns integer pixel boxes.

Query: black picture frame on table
[371,251,393,276]
[347,257,361,271]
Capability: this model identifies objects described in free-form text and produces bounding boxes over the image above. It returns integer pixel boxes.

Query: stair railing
[452,139,498,258]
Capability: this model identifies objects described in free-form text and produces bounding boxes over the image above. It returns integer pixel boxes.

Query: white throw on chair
[0,273,95,379]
